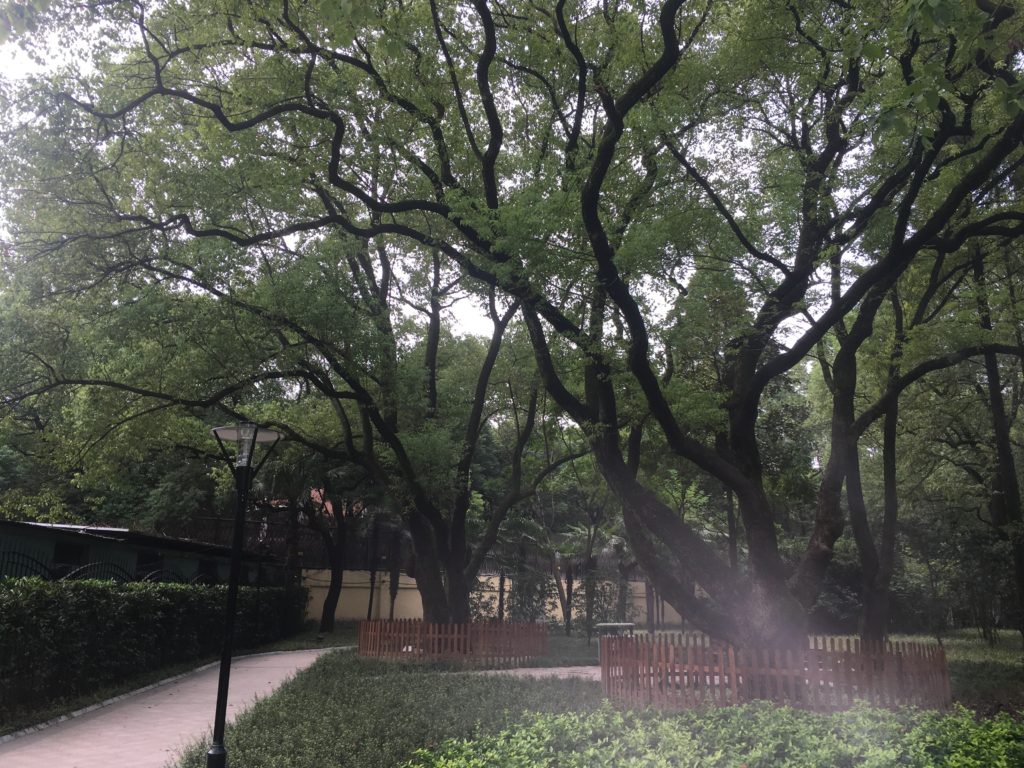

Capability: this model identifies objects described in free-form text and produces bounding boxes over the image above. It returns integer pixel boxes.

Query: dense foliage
[174,651,606,768]
[0,0,1022,645]
[406,703,1024,768]
[0,578,306,724]
[168,642,1024,768]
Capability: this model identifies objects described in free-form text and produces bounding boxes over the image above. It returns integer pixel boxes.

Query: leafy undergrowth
[174,642,1024,768]
[407,702,1024,768]
[174,651,605,768]
[939,630,1024,717]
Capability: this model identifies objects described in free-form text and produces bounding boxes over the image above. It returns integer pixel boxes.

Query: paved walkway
[0,648,337,768]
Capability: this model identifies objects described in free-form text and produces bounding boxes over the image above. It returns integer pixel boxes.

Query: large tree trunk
[645,581,655,634]
[407,514,451,623]
[388,530,402,620]
[317,521,346,635]
[445,555,473,624]
[615,560,631,622]
[830,334,889,645]
[497,571,506,622]
[975,257,1024,639]
[563,561,574,635]
[859,400,900,644]
[725,488,739,571]
[861,373,902,645]
[584,555,597,644]
[856,293,905,645]
[366,518,380,620]
[405,521,475,624]
[861,585,892,647]
[846,441,882,644]
[595,441,806,646]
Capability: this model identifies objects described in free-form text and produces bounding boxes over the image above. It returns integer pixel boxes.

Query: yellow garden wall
[302,569,684,626]
[303,569,421,621]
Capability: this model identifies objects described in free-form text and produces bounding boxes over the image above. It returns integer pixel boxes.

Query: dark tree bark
[305,495,351,635]
[563,561,574,635]
[974,255,1024,640]
[725,488,739,572]
[10,0,1024,649]
[860,295,905,644]
[859,399,899,645]
[406,512,452,623]
[319,528,346,634]
[584,556,597,643]
[497,571,506,623]
[387,530,402,620]
[645,581,655,634]
[366,516,381,621]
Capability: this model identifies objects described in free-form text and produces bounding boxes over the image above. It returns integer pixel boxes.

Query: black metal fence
[0,546,289,586]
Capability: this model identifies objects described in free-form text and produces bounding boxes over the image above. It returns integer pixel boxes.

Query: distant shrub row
[0,577,306,723]
[407,702,1024,768]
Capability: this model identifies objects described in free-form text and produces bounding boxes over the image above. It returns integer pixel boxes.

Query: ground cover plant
[406,703,1024,768]
[939,629,1024,716]
[172,630,1024,768]
[175,650,605,768]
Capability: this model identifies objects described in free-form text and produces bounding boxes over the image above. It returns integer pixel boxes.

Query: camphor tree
[806,239,1023,643]
[860,238,1024,642]
[0,290,234,531]
[2,0,1024,643]
[0,69,580,628]
[0,217,576,622]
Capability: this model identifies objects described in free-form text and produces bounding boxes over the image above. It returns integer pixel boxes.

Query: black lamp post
[207,422,282,768]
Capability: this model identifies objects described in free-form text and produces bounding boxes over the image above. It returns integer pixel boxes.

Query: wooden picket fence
[601,633,951,711]
[358,619,547,666]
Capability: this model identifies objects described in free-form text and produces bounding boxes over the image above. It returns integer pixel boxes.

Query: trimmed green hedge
[175,652,606,768]
[406,703,1024,768]
[0,577,306,723]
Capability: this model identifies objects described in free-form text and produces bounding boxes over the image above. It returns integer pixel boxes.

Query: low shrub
[175,652,605,768]
[407,702,1024,768]
[174,649,1024,768]
[0,577,306,724]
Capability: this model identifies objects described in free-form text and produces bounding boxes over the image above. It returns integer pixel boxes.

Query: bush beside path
[173,640,1024,768]
[0,648,334,768]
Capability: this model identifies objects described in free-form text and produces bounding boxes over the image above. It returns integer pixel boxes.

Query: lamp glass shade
[210,423,283,468]
[235,422,257,468]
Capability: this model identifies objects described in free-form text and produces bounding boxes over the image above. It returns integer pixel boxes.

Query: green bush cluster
[0,577,306,723]
[406,702,1024,768]
[175,652,606,768]
[170,640,1024,768]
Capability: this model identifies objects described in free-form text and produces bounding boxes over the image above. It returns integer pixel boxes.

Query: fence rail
[358,619,547,666]
[601,633,951,712]
[0,548,290,586]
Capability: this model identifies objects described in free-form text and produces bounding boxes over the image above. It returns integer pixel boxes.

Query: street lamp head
[211,422,284,469]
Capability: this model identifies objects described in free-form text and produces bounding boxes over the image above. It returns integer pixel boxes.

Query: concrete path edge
[0,647,353,746]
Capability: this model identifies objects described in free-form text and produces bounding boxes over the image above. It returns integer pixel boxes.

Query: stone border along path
[0,647,343,768]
